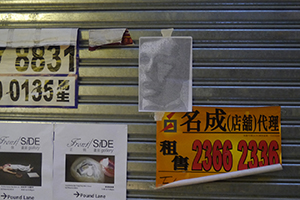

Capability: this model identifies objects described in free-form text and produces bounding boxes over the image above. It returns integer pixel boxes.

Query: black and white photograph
[139,37,192,112]
[66,154,115,184]
[0,152,42,186]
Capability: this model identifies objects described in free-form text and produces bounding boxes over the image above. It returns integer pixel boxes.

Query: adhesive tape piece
[154,112,165,121]
[161,28,174,37]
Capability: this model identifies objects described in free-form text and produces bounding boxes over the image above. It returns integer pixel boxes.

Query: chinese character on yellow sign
[156,106,282,188]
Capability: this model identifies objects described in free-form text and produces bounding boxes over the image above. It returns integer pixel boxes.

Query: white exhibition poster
[0,122,53,200]
[53,123,127,200]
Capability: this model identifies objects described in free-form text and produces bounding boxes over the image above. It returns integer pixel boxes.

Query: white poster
[0,122,53,200]
[139,36,193,112]
[53,123,127,200]
[0,29,78,108]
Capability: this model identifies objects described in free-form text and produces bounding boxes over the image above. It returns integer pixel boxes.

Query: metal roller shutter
[1,0,300,199]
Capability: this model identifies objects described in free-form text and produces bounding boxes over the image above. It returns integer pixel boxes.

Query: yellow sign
[156,106,281,187]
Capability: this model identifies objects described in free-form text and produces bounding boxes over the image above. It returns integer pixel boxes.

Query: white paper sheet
[89,29,126,47]
[27,173,40,178]
[139,37,193,112]
[0,29,78,108]
[0,29,78,48]
[53,123,127,200]
[0,122,53,200]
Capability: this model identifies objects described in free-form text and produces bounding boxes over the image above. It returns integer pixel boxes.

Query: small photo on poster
[0,152,42,186]
[65,154,114,184]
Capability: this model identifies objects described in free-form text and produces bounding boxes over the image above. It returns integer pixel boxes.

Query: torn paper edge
[0,28,78,48]
[156,164,283,189]
[88,28,133,50]
[89,28,126,46]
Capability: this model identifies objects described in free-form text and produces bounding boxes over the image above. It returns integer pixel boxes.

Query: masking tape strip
[161,28,174,37]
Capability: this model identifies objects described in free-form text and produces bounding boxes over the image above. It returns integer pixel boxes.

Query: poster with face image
[139,37,193,112]
[0,122,53,200]
[53,123,127,200]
